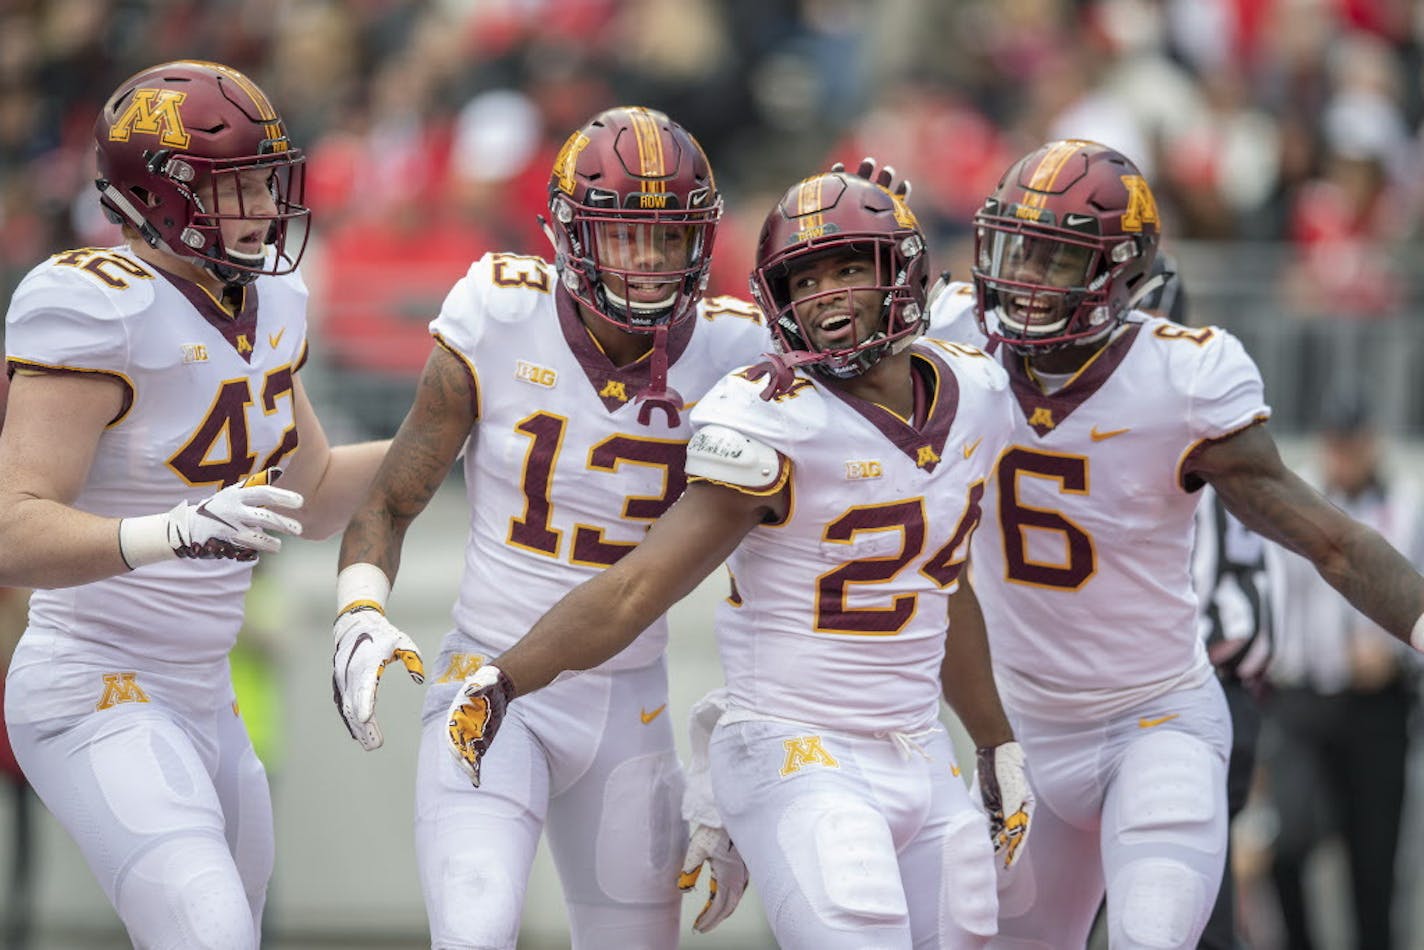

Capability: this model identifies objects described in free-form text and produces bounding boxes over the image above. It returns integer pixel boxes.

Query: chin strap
[634,325,685,427]
[743,350,825,401]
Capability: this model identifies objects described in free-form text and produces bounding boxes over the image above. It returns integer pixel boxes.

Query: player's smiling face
[592,220,695,309]
[994,233,1095,335]
[786,248,883,354]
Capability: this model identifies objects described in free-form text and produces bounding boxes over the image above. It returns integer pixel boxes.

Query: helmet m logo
[96,672,151,710]
[110,89,191,149]
[1120,175,1159,232]
[890,192,919,230]
[553,131,591,196]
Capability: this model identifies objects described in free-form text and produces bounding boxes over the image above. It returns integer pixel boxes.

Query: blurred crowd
[4,0,1424,370]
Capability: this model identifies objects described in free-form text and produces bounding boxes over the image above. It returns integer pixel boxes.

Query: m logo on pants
[96,672,150,710]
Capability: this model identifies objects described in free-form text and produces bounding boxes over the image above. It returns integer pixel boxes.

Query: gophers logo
[109,89,190,149]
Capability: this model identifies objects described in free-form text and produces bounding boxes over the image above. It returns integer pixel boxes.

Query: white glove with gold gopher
[971,740,1035,869]
[445,664,517,786]
[678,824,748,932]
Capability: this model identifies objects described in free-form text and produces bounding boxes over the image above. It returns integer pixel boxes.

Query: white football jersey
[430,252,768,670]
[690,340,1013,734]
[5,245,308,665]
[929,281,1271,718]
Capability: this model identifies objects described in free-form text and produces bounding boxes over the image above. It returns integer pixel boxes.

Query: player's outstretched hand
[331,606,425,750]
[445,664,517,787]
[678,824,748,933]
[972,740,1034,869]
[176,466,303,558]
[119,467,303,566]
[831,156,912,199]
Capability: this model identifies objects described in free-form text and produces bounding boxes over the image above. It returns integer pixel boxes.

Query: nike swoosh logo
[1090,426,1131,442]
[1137,713,1180,729]
[640,704,667,725]
[963,438,983,459]
[268,328,286,349]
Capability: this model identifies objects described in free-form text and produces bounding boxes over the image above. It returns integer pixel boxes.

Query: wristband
[1411,612,1424,653]
[118,513,178,569]
[337,562,392,619]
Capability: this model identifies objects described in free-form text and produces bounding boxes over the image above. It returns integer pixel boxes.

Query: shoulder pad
[686,424,783,491]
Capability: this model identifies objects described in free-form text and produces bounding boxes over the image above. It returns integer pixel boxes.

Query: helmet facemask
[757,236,926,380]
[551,194,719,331]
[973,219,1124,352]
[150,149,308,287]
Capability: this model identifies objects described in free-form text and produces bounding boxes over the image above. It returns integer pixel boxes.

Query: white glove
[971,740,1035,869]
[830,156,912,199]
[677,824,748,933]
[118,467,303,566]
[331,606,425,751]
[445,664,517,787]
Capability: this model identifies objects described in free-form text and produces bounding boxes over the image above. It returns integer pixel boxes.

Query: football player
[0,60,388,948]
[330,107,768,948]
[440,167,1035,948]
[925,139,1424,947]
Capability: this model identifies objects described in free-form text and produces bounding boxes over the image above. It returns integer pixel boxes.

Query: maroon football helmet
[972,139,1160,351]
[94,60,309,286]
[751,171,929,379]
[545,106,720,331]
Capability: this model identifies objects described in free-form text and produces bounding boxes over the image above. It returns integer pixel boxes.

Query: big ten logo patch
[515,360,557,388]
[845,460,883,480]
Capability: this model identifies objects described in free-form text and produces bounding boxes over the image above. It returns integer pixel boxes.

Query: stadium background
[1,0,1422,946]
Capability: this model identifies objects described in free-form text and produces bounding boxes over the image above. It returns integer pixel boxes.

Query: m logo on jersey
[236,334,253,355]
[515,360,558,388]
[780,736,840,776]
[845,460,882,480]
[1028,407,1056,431]
[599,380,629,402]
[915,445,941,469]
[96,672,150,710]
[182,343,209,364]
[437,653,484,684]
[109,89,191,149]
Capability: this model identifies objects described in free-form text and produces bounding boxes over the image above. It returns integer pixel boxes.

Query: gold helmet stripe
[627,107,666,193]
[796,175,824,234]
[1019,139,1085,210]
